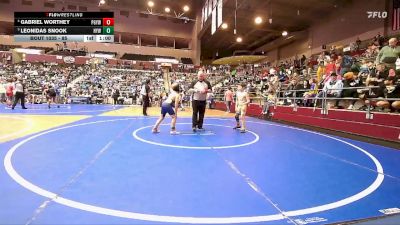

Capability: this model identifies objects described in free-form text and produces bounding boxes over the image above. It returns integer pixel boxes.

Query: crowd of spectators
[1,34,399,113]
[0,62,228,108]
[0,62,86,104]
[212,34,400,113]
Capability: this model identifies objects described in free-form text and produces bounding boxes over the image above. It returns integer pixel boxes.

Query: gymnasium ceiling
[200,0,353,59]
[82,0,199,19]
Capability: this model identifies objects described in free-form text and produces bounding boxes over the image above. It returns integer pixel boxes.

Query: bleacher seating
[0,33,397,114]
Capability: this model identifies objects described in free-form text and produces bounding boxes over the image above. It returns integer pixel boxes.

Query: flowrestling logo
[367,11,388,18]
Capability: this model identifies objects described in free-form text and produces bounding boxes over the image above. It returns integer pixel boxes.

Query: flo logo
[367,11,388,18]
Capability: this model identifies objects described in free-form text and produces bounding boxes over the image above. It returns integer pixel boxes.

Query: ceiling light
[282,31,288,36]
[255,16,263,24]
[183,5,190,12]
[221,23,228,29]
[165,7,170,13]
[147,1,154,7]
[99,0,105,5]
[236,37,242,43]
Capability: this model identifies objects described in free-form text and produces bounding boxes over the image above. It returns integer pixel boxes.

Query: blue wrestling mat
[0,113,400,225]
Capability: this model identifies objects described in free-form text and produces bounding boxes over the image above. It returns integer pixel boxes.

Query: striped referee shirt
[189,80,212,101]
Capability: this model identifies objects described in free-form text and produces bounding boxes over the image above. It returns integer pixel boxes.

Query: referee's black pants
[12,92,26,109]
[192,100,206,129]
[142,95,150,116]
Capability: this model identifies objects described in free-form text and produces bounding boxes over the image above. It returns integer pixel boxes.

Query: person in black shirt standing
[189,71,212,132]
[11,78,27,110]
[141,79,151,116]
[112,88,120,105]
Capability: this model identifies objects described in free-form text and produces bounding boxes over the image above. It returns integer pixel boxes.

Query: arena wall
[214,102,400,143]
[0,35,193,60]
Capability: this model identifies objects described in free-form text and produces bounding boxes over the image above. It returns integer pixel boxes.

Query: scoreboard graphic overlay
[14,12,114,43]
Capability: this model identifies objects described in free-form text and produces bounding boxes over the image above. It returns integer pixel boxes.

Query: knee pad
[235,113,240,122]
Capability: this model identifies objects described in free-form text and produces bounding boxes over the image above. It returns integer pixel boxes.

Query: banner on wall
[217,0,223,27]
[211,7,216,35]
[63,56,75,64]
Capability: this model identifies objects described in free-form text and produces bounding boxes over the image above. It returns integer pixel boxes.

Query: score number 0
[103,18,114,26]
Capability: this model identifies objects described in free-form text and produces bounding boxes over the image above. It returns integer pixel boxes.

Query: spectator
[303,78,318,107]
[389,68,396,78]
[335,56,342,74]
[359,80,385,111]
[1,53,6,64]
[359,60,370,77]
[102,88,109,104]
[5,77,14,107]
[376,32,385,47]
[296,80,310,105]
[368,63,388,85]
[0,78,5,103]
[316,61,325,83]
[340,52,354,75]
[317,52,326,65]
[325,58,336,77]
[301,54,307,67]
[356,37,362,50]
[375,38,400,68]
[396,57,400,70]
[383,76,400,111]
[278,70,288,82]
[330,46,337,56]
[323,70,342,84]
[364,42,379,58]
[325,73,343,108]
[342,71,363,110]
[224,87,233,113]
[284,79,301,105]
[112,88,120,105]
[206,91,215,109]
[316,73,343,108]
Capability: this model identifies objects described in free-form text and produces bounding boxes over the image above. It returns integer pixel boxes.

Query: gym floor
[1,104,400,225]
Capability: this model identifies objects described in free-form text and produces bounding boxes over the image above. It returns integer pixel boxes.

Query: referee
[140,79,151,116]
[11,77,27,110]
[189,70,212,132]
